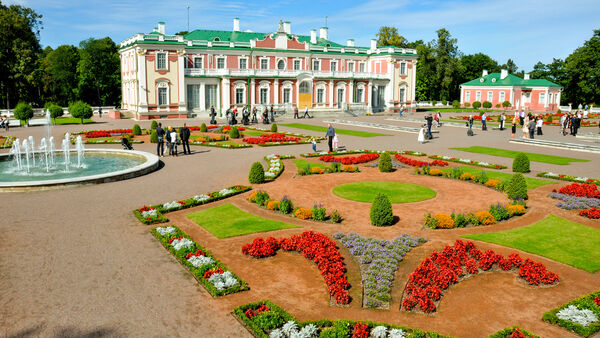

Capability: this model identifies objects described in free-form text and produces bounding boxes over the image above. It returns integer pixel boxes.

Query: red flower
[319,153,379,165]
[594,296,600,306]
[580,207,600,219]
[395,154,448,167]
[558,183,600,199]
[352,323,369,338]
[203,267,224,279]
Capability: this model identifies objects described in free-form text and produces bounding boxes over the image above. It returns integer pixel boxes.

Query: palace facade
[119,19,418,119]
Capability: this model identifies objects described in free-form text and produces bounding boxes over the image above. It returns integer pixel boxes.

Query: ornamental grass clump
[512,153,531,173]
[248,161,265,184]
[378,152,393,172]
[506,173,528,200]
[489,203,510,221]
[370,193,394,226]
[279,197,293,214]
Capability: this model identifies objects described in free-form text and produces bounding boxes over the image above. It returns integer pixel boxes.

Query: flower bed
[233,300,449,338]
[542,290,600,337]
[489,326,539,338]
[243,133,302,145]
[333,232,426,309]
[133,185,251,224]
[416,166,511,194]
[556,183,600,199]
[190,140,252,149]
[580,208,600,219]
[82,129,132,138]
[538,172,599,185]
[152,225,248,296]
[402,240,559,313]
[248,191,342,223]
[242,231,350,304]
[424,202,527,229]
[549,192,600,210]
[319,153,379,165]
[0,136,15,149]
[263,154,294,181]
[395,154,448,167]
[245,126,326,142]
[300,149,374,158]
[429,155,507,169]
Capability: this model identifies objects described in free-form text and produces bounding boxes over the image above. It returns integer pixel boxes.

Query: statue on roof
[278,20,284,33]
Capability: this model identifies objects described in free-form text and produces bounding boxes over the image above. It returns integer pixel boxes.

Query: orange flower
[295,208,313,220]
[474,210,495,225]
[484,179,502,188]
[248,191,258,202]
[459,173,474,181]
[507,204,526,216]
[310,167,324,174]
[434,213,454,229]
[267,200,280,210]
[343,165,356,172]
[429,168,444,176]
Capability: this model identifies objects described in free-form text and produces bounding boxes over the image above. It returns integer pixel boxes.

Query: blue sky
[6,0,600,72]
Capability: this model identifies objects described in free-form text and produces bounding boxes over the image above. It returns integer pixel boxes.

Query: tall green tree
[502,58,518,74]
[376,26,408,47]
[460,53,500,82]
[77,37,121,106]
[43,45,80,106]
[564,29,600,106]
[0,2,43,108]
[428,28,463,101]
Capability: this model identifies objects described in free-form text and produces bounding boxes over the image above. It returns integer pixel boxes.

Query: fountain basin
[0,149,159,191]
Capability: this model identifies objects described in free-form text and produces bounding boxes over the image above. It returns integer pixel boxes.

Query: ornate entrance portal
[298,81,312,109]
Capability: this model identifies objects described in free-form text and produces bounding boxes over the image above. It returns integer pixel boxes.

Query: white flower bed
[219,188,234,196]
[459,158,471,163]
[208,271,239,290]
[575,177,588,182]
[193,194,210,202]
[389,328,406,338]
[478,162,489,166]
[163,201,184,210]
[265,172,275,177]
[545,172,559,177]
[155,226,176,236]
[371,326,388,338]
[266,154,279,160]
[556,305,598,326]
[442,156,451,160]
[141,209,158,218]
[187,255,214,268]
[270,321,318,338]
[170,237,194,251]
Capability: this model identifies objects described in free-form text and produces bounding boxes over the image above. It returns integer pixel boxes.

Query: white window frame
[548,93,553,104]
[281,81,293,104]
[316,88,324,103]
[487,91,493,102]
[539,92,546,104]
[259,81,270,105]
[239,57,248,70]
[356,83,366,103]
[216,57,225,69]
[499,91,505,102]
[398,86,406,104]
[293,59,301,70]
[400,62,407,75]
[193,56,203,69]
[348,61,354,72]
[465,91,470,102]
[277,59,286,70]
[358,62,365,72]
[156,52,167,70]
[312,59,320,71]
[157,82,169,106]
[475,91,481,102]
[234,81,246,104]
[260,57,269,70]
[330,60,337,72]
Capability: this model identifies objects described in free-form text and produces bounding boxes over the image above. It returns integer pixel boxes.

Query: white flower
[163,201,184,210]
[556,305,598,326]
[170,238,194,251]
[141,209,158,218]
[388,328,406,338]
[575,177,588,182]
[187,255,214,268]
[459,158,471,163]
[319,151,327,155]
[266,154,277,159]
[478,162,489,166]
[297,324,319,338]
[155,226,176,236]
[265,172,275,177]
[282,321,299,336]
[269,329,285,338]
[208,271,239,290]
[219,188,234,196]
[371,326,387,338]
[209,142,216,145]
[442,156,451,160]
[545,172,559,177]
[194,194,210,202]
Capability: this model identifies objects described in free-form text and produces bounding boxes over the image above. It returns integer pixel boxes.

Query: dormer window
[213,37,220,42]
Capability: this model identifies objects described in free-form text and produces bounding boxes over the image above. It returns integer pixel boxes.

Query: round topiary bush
[512,153,530,173]
[248,161,265,184]
[270,123,278,132]
[370,193,394,226]
[472,101,481,109]
[48,104,63,123]
[13,102,34,124]
[378,152,393,172]
[505,173,528,200]
[69,101,93,124]
[150,130,158,143]
[483,101,492,108]
[133,124,142,135]
[229,126,240,139]
[200,123,207,132]
[452,100,460,108]
[151,120,158,130]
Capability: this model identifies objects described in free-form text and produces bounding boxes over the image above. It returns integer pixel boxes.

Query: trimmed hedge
[489,326,539,338]
[378,152,393,172]
[249,162,265,184]
[512,153,531,173]
[200,123,207,132]
[370,193,394,226]
[152,225,249,297]
[270,123,278,132]
[229,126,240,139]
[150,130,158,143]
[506,173,528,200]
[132,124,142,135]
[542,290,600,337]
[151,120,158,130]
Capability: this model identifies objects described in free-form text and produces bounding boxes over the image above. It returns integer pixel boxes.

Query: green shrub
[482,101,492,108]
[253,312,284,330]
[467,212,481,226]
[48,104,63,122]
[451,167,463,179]
[424,213,438,229]
[502,101,511,108]
[248,162,265,184]
[495,104,501,108]
[370,193,394,226]
[505,173,528,200]
[477,171,488,184]
[279,197,293,214]
[452,213,468,227]
[331,162,341,172]
[150,130,158,143]
[452,100,460,108]
[69,101,93,124]
[13,102,34,123]
[489,203,510,221]
[229,126,240,139]
[200,123,207,132]
[330,210,342,223]
[431,100,437,106]
[545,114,553,123]
[312,204,327,221]
[150,120,158,130]
[270,123,278,132]
[472,101,481,109]
[557,109,561,114]
[464,102,471,107]
[254,191,270,206]
[512,153,530,173]
[378,152,393,172]
[442,100,448,105]
[133,124,142,135]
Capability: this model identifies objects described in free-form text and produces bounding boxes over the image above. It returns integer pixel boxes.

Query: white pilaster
[222,78,230,114]
[250,79,255,106]
[329,80,334,108]
[274,79,279,105]
[178,54,186,112]
[366,80,371,107]
[544,88,549,108]
[199,83,205,113]
[137,52,148,112]
[348,81,354,104]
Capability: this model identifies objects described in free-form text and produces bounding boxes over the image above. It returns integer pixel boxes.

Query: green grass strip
[451,146,588,165]
[293,159,330,171]
[463,214,600,273]
[442,166,554,190]
[186,203,299,238]
[281,123,390,137]
[333,181,436,203]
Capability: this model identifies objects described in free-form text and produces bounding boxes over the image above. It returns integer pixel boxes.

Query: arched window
[299,81,311,94]
[277,59,285,70]
[213,37,220,41]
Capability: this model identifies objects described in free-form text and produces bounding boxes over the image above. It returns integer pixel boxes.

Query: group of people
[418,111,442,143]
[293,106,313,119]
[559,112,584,136]
[224,105,277,126]
[155,122,191,157]
[0,115,10,131]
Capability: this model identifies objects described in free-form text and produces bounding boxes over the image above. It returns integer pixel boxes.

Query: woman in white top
[418,124,426,143]
[522,116,530,138]
[170,128,178,156]
[536,116,544,135]
[332,134,339,150]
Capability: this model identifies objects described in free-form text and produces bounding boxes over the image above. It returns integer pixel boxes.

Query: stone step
[509,138,600,154]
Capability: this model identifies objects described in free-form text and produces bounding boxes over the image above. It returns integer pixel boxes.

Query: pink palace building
[119,19,418,119]
[460,70,562,112]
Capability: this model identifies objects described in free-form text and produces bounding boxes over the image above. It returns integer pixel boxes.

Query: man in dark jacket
[528,118,536,139]
[156,122,165,157]
[425,114,433,139]
[326,124,335,152]
[180,123,191,155]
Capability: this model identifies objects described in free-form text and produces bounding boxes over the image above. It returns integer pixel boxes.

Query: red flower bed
[243,133,301,144]
[395,154,448,167]
[319,153,379,165]
[222,126,245,132]
[579,207,600,219]
[402,240,558,313]
[244,304,270,318]
[557,183,600,199]
[595,296,600,306]
[242,231,351,304]
[203,267,224,279]
[185,249,206,259]
[84,129,132,138]
[352,323,369,338]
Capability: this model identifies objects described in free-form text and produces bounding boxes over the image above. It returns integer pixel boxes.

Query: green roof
[461,73,561,88]
[183,29,346,48]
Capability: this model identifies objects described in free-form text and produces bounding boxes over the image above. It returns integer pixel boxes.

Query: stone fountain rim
[0,148,159,190]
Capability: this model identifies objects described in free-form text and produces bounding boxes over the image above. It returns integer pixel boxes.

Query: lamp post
[187,5,190,32]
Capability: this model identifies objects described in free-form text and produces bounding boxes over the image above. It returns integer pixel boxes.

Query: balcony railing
[184,68,389,79]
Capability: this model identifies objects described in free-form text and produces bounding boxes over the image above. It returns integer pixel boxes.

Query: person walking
[303,106,312,118]
[311,138,317,152]
[262,107,270,124]
[481,112,487,131]
[511,116,517,139]
[156,122,165,157]
[210,105,217,125]
[326,124,335,152]
[536,116,543,136]
[293,106,299,119]
[169,127,178,156]
[180,123,191,155]
[528,117,536,139]
[332,134,339,151]
[467,115,474,135]
[418,124,426,143]
[425,113,433,139]
[500,113,506,130]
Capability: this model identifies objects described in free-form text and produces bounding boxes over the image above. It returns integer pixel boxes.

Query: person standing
[418,124,426,143]
[511,116,517,139]
[528,117,536,139]
[156,122,165,157]
[332,134,339,151]
[560,113,567,135]
[170,127,178,156]
[569,113,574,135]
[425,113,433,139]
[500,113,506,130]
[210,105,217,125]
[270,105,275,122]
[4,115,9,131]
[311,138,317,152]
[536,116,543,136]
[165,126,172,155]
[468,115,474,133]
[572,114,581,136]
[293,106,299,119]
[522,115,529,138]
[180,123,191,155]
[251,106,258,124]
[262,107,269,124]
[519,110,525,126]
[326,124,335,152]
[98,107,102,118]
[481,112,487,131]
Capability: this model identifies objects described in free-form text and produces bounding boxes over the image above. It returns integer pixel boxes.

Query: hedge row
[542,290,600,337]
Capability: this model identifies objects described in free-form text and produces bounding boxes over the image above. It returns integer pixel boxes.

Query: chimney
[319,27,328,40]
[524,73,530,80]
[370,39,377,50]
[233,18,240,32]
[157,22,165,34]
[482,69,488,77]
[500,69,508,79]
[310,29,317,44]
[283,21,291,34]
[347,39,354,47]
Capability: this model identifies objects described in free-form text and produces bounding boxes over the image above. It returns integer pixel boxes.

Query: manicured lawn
[463,214,600,273]
[293,159,330,171]
[281,123,390,137]
[332,181,436,203]
[420,108,496,113]
[450,146,588,165]
[242,130,269,137]
[442,166,554,190]
[53,117,96,125]
[186,203,299,238]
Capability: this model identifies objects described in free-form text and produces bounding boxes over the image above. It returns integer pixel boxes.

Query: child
[332,134,339,151]
[311,138,317,152]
